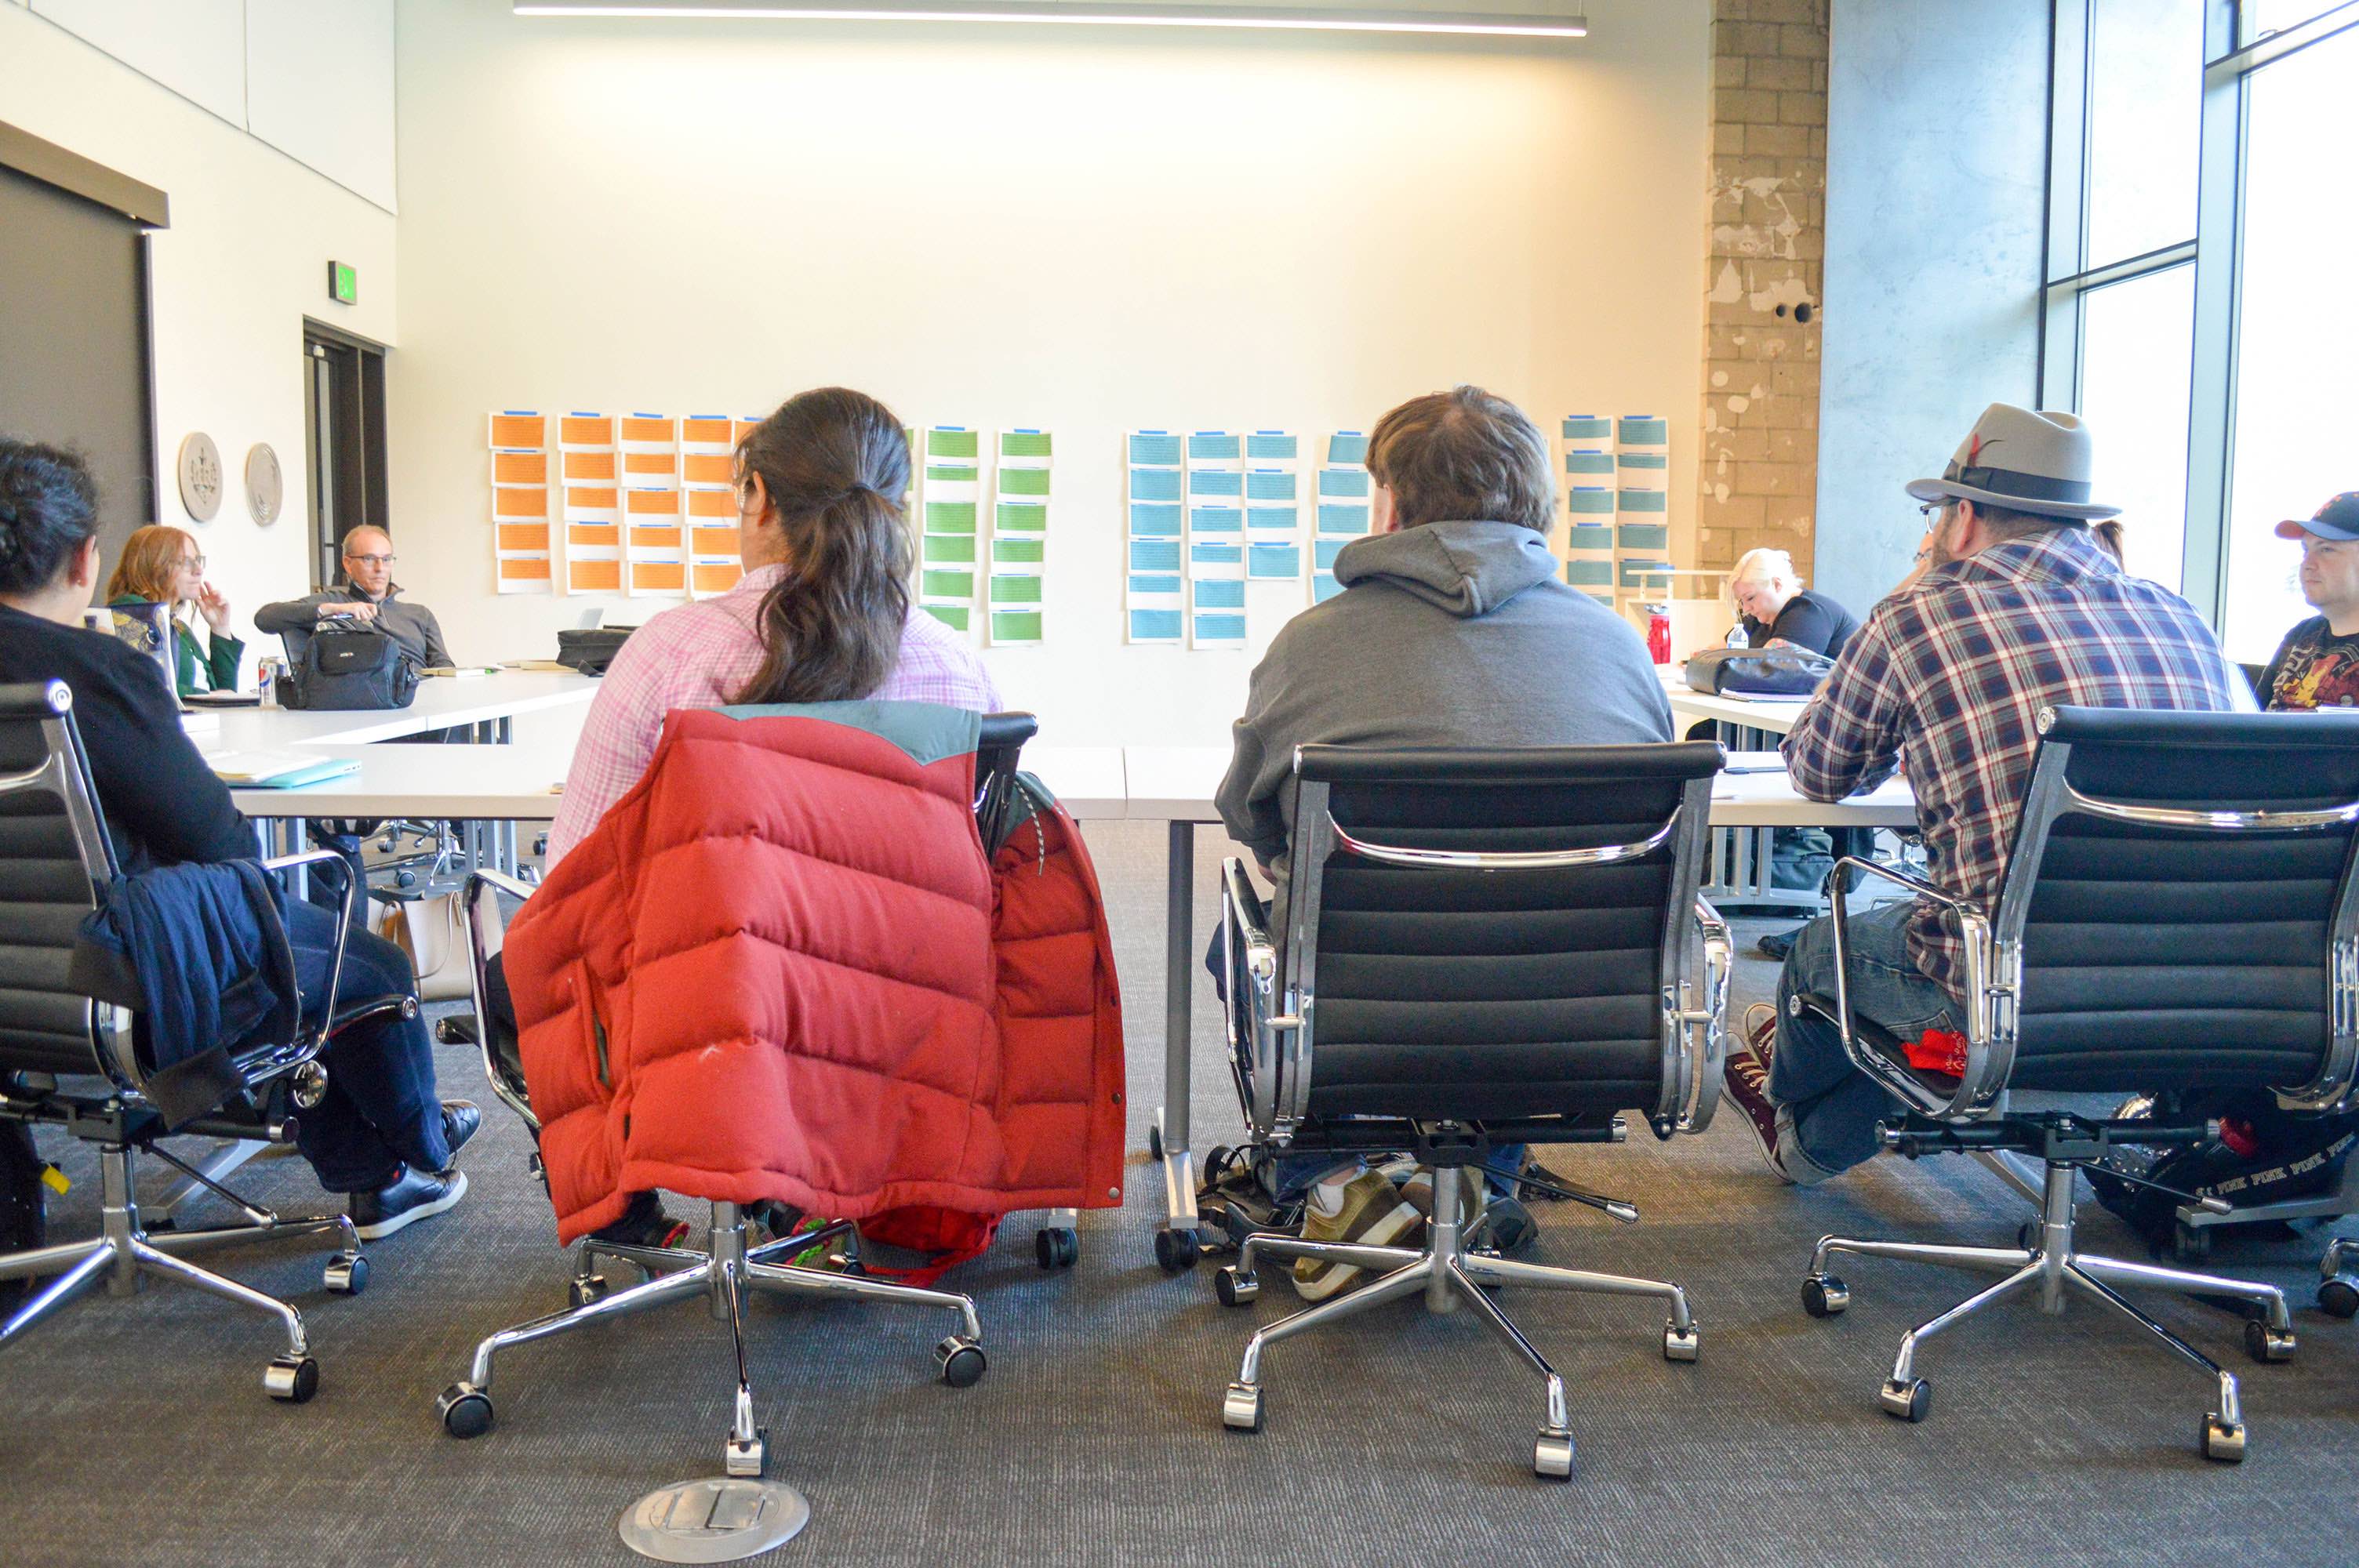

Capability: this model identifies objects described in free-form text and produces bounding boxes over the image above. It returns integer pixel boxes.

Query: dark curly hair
[0,437,99,596]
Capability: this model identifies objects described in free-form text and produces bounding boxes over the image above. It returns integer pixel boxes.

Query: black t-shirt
[1741,588,1860,660]
[2258,615,2359,711]
[0,601,253,870]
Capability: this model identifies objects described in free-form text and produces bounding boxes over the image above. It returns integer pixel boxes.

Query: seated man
[1214,384,1673,1294]
[2257,492,2359,710]
[254,526,451,670]
[1719,404,2253,1184]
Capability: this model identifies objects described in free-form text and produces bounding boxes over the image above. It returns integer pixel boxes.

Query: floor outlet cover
[618,1477,811,1563]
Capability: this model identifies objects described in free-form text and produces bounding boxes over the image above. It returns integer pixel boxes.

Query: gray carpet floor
[3,820,2356,1566]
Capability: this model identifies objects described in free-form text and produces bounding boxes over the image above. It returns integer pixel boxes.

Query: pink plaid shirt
[547,565,1003,865]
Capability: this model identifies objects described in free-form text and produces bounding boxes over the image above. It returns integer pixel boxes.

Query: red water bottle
[1647,607,1671,666]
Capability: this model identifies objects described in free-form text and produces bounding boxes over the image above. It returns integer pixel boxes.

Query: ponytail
[731,390,914,706]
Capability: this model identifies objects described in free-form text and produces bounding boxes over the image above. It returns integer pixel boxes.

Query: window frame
[2037,0,2359,622]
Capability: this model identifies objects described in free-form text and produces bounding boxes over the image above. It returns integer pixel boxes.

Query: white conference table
[194,668,602,753]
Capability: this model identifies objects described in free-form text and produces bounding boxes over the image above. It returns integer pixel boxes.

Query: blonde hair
[1728,546,1800,607]
[106,524,198,607]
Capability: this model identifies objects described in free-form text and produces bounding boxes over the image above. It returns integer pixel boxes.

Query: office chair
[437,713,1044,1479]
[0,681,413,1399]
[1792,706,2359,1462]
[1209,741,1732,1481]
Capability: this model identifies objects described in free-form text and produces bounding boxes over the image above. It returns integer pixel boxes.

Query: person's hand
[324,601,379,623]
[194,581,231,632]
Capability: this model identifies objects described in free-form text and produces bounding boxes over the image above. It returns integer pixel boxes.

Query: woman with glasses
[104,524,243,697]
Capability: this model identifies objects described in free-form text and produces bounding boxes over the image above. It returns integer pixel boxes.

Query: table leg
[1158,819,1201,1244]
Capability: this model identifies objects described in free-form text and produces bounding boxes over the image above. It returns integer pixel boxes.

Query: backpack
[1684,644,1834,697]
[279,620,420,710]
[2088,1090,2359,1254]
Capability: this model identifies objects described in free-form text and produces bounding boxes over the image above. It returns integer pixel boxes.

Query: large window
[2041,0,2359,630]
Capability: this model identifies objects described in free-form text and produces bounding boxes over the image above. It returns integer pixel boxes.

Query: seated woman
[0,437,476,1239]
[1728,546,1859,658]
[541,386,1001,1244]
[104,524,243,698]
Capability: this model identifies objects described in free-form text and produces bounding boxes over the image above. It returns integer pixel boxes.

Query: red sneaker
[1723,1005,1795,1183]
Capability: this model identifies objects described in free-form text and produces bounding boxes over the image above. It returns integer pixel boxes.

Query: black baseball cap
[2277,492,2359,543]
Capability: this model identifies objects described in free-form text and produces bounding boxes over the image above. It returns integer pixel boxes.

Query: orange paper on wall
[682,452,734,488]
[631,561,686,593]
[689,526,737,556]
[560,415,615,448]
[499,556,553,581]
[732,419,762,444]
[623,450,678,481]
[681,417,732,446]
[625,488,678,517]
[563,451,617,483]
[629,526,684,551]
[493,450,548,485]
[694,563,742,593]
[498,523,551,552]
[491,485,547,521]
[569,559,623,593]
[489,413,545,449]
[686,488,734,519]
[620,416,675,446]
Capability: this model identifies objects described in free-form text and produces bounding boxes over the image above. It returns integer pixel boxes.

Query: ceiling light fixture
[514,0,1587,39]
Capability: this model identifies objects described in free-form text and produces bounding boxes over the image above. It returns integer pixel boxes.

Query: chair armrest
[1220,857,1275,987]
[1674,897,1733,1134]
[260,847,362,1062]
[1826,855,2012,1120]
[461,869,540,1131]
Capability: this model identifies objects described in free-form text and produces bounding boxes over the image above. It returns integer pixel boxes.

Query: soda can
[256,657,282,708]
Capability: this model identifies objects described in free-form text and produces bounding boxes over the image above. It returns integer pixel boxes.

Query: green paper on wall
[923,604,971,631]
[993,535,1046,565]
[922,568,975,599]
[997,466,1051,497]
[991,610,1043,643]
[989,575,1044,605]
[925,501,977,533]
[926,428,980,459]
[922,534,976,564]
[999,430,1052,459]
[995,502,1048,532]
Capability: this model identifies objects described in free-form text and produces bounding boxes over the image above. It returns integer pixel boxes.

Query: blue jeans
[1771,899,1961,1183]
[1203,920,1523,1200]
[284,898,451,1192]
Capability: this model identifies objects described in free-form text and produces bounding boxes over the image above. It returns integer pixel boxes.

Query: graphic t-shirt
[2259,616,2359,710]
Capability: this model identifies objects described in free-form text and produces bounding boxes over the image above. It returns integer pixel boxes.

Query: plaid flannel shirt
[1782,526,2250,996]
[547,565,1003,866]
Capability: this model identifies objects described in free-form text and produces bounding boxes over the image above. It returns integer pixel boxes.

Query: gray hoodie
[1216,520,1674,898]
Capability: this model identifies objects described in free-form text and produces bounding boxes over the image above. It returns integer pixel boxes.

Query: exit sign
[328,260,358,306]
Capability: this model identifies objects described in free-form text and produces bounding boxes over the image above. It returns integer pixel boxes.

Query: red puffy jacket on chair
[505,702,1125,1247]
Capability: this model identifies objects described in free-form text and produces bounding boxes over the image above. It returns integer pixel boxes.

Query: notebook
[207,752,362,788]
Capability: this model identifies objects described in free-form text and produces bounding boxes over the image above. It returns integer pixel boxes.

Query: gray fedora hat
[1904,403,2121,521]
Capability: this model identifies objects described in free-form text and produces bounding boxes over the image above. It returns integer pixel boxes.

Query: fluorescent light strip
[514,2,1586,37]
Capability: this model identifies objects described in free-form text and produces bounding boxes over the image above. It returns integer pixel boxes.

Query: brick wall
[1696,0,1828,586]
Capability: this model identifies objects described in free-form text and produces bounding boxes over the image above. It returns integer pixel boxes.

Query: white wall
[391,0,1710,746]
[0,4,398,676]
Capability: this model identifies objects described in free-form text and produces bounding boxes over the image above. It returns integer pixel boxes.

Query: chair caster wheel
[935,1336,987,1388]
[725,1428,769,1479]
[2171,1221,2212,1265]
[1532,1430,1574,1481]
[1215,1266,1259,1307]
[324,1252,368,1295]
[1801,1274,1848,1318]
[1034,1228,1078,1269]
[1879,1377,1931,1423]
[394,870,416,889]
[1662,1321,1699,1363]
[2244,1319,2295,1364]
[1221,1382,1263,1432]
[265,1355,318,1403]
[2317,1276,2359,1319]
[438,1382,494,1439]
[1147,1123,1164,1162]
[1154,1227,1200,1274]
[2202,1414,2246,1464]
[568,1274,609,1308]
[2017,1220,2042,1254]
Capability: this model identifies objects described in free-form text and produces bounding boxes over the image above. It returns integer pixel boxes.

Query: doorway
[300,321,388,590]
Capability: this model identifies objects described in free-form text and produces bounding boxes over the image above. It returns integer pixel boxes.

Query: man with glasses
[2256,493,2359,710]
[255,525,453,672]
[1718,404,2253,1185]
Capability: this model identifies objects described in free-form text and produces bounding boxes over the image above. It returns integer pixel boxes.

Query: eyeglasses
[1916,502,1950,524]
[176,555,206,571]
[344,554,397,567]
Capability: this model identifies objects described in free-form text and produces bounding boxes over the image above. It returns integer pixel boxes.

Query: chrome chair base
[0,1140,362,1400]
[1801,1156,2292,1463]
[438,1200,989,1475]
[1212,1168,1696,1483]
[2320,1235,2359,1318]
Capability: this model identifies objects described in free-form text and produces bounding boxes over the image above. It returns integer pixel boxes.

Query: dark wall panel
[0,162,154,569]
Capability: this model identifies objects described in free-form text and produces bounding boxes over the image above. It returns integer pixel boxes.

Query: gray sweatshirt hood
[1332,521,1558,617]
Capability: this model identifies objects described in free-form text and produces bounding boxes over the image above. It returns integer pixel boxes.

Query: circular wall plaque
[244,442,284,525]
[176,432,223,522]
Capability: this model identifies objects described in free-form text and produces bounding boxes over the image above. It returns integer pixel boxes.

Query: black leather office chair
[437,712,1043,1480]
[0,680,412,1400]
[1210,740,1731,1481]
[1793,706,2359,1462]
